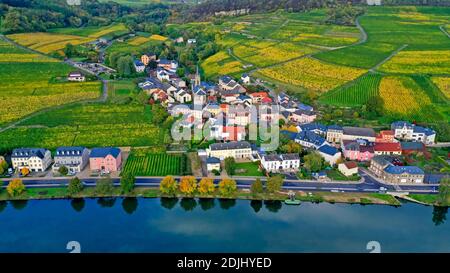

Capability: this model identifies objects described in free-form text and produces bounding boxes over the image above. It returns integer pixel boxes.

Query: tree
[7,179,25,197]
[218,178,237,197]
[21,167,29,177]
[95,177,114,195]
[280,140,302,154]
[198,178,215,195]
[266,175,283,194]
[365,96,383,117]
[0,159,8,174]
[68,177,83,196]
[179,176,197,195]
[160,176,178,196]
[251,178,264,195]
[58,165,68,176]
[151,104,169,124]
[437,177,450,205]
[224,157,236,176]
[120,173,135,193]
[304,152,324,172]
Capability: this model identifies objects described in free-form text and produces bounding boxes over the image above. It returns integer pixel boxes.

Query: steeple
[194,65,201,88]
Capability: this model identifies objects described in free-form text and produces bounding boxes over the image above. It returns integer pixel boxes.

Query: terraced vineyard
[122,153,187,176]
[319,73,382,106]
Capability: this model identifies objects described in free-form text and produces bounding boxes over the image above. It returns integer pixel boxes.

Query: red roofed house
[375,130,395,143]
[342,140,375,162]
[249,92,269,104]
[374,142,402,156]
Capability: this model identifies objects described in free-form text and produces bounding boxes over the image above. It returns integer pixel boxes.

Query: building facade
[89,147,122,173]
[206,141,252,160]
[11,148,52,172]
[52,146,90,173]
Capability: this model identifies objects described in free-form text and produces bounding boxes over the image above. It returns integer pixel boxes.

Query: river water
[0,198,449,253]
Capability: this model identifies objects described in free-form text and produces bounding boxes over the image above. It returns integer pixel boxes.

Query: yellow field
[379,50,450,74]
[150,34,168,41]
[7,33,94,54]
[431,76,450,99]
[379,76,431,116]
[201,51,245,78]
[127,36,151,46]
[0,82,101,125]
[258,57,366,92]
[0,53,57,63]
[88,24,128,38]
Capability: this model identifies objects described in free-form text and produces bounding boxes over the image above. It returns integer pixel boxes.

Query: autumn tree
[304,152,324,172]
[219,178,237,197]
[251,178,264,195]
[280,140,303,154]
[160,176,178,196]
[198,178,215,195]
[21,167,30,177]
[179,176,198,195]
[266,175,284,194]
[68,177,83,196]
[7,179,25,197]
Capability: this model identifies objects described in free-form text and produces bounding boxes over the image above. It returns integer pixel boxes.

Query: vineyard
[379,50,450,74]
[319,73,382,106]
[258,57,366,93]
[7,33,94,54]
[48,23,129,39]
[431,77,450,99]
[201,51,246,79]
[122,153,188,176]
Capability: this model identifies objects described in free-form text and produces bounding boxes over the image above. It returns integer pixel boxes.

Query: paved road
[2,170,439,194]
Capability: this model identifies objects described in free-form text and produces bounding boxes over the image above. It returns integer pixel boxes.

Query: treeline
[0,0,171,34]
[383,0,450,6]
[174,0,366,22]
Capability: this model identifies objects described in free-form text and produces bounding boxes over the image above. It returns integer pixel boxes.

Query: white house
[317,144,342,166]
[174,89,192,103]
[206,141,252,160]
[391,121,436,145]
[338,161,358,176]
[11,148,52,173]
[193,86,207,105]
[241,73,250,84]
[67,71,85,82]
[134,60,146,73]
[206,157,221,172]
[52,146,90,174]
[260,153,300,173]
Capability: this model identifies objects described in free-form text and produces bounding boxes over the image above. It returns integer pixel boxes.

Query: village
[0,52,442,188]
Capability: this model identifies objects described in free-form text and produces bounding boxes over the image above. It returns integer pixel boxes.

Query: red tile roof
[374,142,402,152]
[344,161,358,169]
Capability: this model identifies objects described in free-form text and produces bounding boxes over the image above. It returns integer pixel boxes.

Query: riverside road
[1,170,440,195]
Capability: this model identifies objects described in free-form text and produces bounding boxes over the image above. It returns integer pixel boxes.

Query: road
[2,170,440,195]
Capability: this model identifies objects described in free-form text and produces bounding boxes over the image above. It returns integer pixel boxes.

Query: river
[0,198,449,253]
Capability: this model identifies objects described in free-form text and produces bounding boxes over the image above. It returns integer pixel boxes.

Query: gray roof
[343,126,375,137]
[11,148,48,159]
[281,154,300,160]
[210,141,251,151]
[263,154,282,162]
[206,157,220,164]
[56,146,87,157]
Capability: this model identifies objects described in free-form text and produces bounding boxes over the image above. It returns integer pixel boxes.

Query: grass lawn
[234,162,264,177]
[327,169,361,181]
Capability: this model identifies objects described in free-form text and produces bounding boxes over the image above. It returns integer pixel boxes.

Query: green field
[319,73,381,106]
[234,162,264,177]
[0,103,170,152]
[48,23,130,39]
[122,153,188,176]
[0,39,101,127]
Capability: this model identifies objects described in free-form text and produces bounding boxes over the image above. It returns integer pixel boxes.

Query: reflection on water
[0,198,448,252]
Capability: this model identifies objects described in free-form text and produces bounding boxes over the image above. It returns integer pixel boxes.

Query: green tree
[266,175,284,194]
[58,165,68,176]
[280,140,303,154]
[224,157,236,176]
[437,177,450,205]
[68,177,84,196]
[151,104,169,124]
[218,178,237,197]
[95,177,114,195]
[160,176,178,196]
[251,178,264,195]
[7,179,25,197]
[304,152,324,172]
[0,159,8,174]
[120,173,135,193]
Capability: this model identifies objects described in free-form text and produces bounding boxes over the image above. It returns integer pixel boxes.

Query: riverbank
[0,186,402,206]
[407,194,450,207]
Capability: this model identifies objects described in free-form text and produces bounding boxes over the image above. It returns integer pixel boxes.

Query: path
[0,34,109,133]
[370,44,408,72]
[439,25,450,39]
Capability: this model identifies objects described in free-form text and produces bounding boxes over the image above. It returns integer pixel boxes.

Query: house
[391,121,436,145]
[317,144,342,165]
[235,94,252,106]
[374,142,402,156]
[295,131,327,149]
[203,103,221,116]
[290,109,317,124]
[67,71,85,82]
[299,123,327,136]
[342,140,374,162]
[52,146,90,174]
[89,147,122,173]
[11,148,52,172]
[206,157,221,172]
[338,161,358,177]
[157,68,172,81]
[174,89,192,103]
[241,73,250,84]
[171,78,187,89]
[134,60,146,73]
[369,156,424,184]
[206,141,252,160]
[218,75,245,92]
[141,53,157,66]
[342,126,376,142]
[157,59,178,73]
[375,130,395,143]
[210,125,246,141]
[187,39,197,44]
[175,37,184,43]
[326,125,343,144]
[401,142,426,155]
[193,86,207,105]
[259,105,278,122]
[260,153,300,173]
